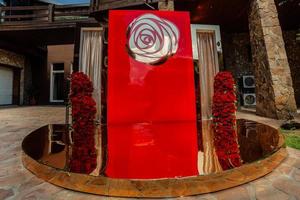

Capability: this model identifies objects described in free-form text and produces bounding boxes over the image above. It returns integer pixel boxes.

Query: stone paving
[0,106,299,200]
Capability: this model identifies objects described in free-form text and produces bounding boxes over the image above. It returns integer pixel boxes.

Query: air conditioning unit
[243,93,256,106]
[243,75,255,88]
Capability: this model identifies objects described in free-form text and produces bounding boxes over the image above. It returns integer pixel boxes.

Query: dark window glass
[53,73,64,100]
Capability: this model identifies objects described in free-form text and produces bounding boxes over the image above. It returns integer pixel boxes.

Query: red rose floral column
[69,72,98,174]
[212,71,242,170]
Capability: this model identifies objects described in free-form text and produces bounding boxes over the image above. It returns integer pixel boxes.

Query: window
[50,63,64,103]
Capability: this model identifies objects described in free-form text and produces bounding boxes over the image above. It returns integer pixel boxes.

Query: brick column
[249,0,297,119]
[158,0,174,11]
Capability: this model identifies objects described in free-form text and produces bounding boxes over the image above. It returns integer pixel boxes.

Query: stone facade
[0,49,25,68]
[283,31,300,107]
[222,31,300,108]
[158,0,174,11]
[222,32,254,79]
[249,0,297,119]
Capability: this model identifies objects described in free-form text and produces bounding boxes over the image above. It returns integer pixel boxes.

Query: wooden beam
[0,18,96,31]
[55,11,89,17]
[0,5,48,11]
[2,13,48,20]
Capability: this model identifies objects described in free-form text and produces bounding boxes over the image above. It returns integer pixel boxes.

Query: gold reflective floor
[21,119,287,197]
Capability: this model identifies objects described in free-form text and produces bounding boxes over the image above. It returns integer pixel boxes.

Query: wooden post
[158,0,174,11]
[48,4,54,22]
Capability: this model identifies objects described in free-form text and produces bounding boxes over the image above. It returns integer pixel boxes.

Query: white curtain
[196,31,221,174]
[79,28,103,176]
[79,29,103,121]
[197,31,220,120]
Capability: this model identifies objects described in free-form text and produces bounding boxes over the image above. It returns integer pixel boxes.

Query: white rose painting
[126,14,180,65]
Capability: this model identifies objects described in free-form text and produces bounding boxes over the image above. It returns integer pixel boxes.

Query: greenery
[281,129,300,150]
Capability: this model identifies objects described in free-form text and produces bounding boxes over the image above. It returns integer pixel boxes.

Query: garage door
[0,66,13,105]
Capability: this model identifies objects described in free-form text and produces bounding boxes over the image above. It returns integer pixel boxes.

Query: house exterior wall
[47,44,74,77]
[46,44,74,104]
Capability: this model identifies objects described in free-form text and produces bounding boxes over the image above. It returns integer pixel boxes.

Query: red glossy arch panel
[107,10,198,179]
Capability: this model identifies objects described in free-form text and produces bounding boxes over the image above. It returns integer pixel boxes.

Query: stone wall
[222,32,254,79]
[47,44,74,76]
[222,31,300,108]
[0,49,25,69]
[248,0,297,119]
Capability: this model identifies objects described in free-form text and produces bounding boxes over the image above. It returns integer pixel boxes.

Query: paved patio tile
[273,177,300,199]
[214,186,251,200]
[0,106,299,200]
[0,188,14,199]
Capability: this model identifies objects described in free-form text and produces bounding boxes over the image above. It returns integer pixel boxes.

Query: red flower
[212,71,242,170]
[69,72,97,174]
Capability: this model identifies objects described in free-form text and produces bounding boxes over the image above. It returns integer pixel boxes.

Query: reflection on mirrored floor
[22,125,69,169]
[22,119,280,178]
[198,120,223,175]
[106,122,198,179]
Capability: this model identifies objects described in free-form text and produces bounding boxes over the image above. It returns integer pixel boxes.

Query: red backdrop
[106,10,198,179]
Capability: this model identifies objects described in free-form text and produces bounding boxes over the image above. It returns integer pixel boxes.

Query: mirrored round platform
[22,119,287,197]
